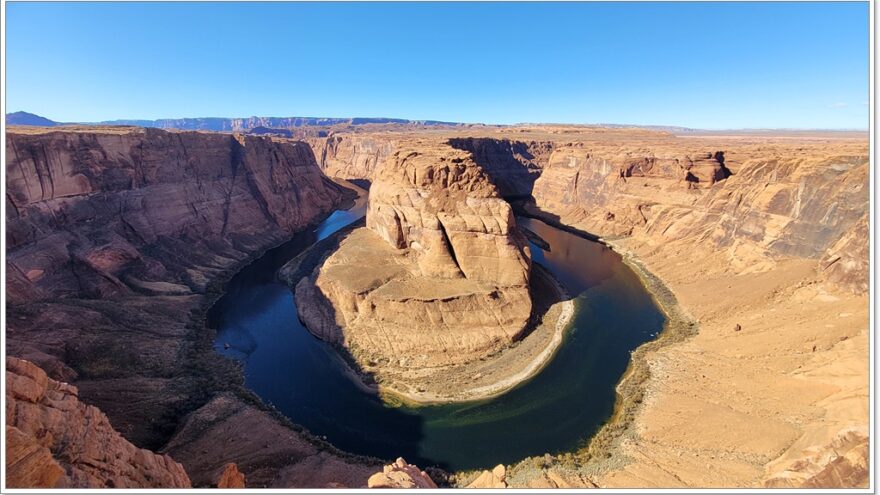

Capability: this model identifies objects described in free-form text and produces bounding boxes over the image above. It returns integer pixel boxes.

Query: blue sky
[5,2,869,129]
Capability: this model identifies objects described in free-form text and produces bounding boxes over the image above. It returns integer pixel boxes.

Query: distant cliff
[98,116,463,131]
[6,112,465,131]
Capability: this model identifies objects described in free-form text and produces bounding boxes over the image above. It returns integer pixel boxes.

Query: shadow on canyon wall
[447,137,551,201]
[211,214,434,468]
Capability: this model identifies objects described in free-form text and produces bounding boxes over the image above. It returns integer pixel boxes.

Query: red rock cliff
[5,126,369,487]
[6,357,191,488]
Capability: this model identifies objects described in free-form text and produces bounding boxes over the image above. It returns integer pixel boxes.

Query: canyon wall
[300,130,869,489]
[296,143,533,371]
[446,137,552,198]
[7,127,346,303]
[5,127,381,487]
[307,134,398,180]
[307,130,867,294]
[6,357,191,488]
[529,145,869,293]
[5,126,868,489]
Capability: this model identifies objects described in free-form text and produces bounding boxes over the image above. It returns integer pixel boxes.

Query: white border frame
[0,1,874,493]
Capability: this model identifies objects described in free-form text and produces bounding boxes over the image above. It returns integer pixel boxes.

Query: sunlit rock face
[307,134,398,180]
[367,458,437,489]
[296,142,533,370]
[5,357,192,489]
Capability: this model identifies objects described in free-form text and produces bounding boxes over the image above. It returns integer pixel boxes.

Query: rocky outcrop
[447,137,553,198]
[528,146,730,237]
[299,129,868,489]
[367,458,437,488]
[530,145,868,292]
[466,464,507,488]
[5,127,362,485]
[6,357,191,488]
[212,463,246,488]
[763,427,869,488]
[297,143,532,375]
[162,394,379,488]
[7,127,345,304]
[819,211,869,294]
[308,134,397,180]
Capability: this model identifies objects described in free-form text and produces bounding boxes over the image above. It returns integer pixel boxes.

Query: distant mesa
[4,111,465,132]
[247,126,293,138]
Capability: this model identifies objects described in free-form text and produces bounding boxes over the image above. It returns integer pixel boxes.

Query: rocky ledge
[6,357,191,488]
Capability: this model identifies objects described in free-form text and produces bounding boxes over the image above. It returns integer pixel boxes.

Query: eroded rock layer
[5,126,380,487]
[367,458,438,489]
[6,357,191,488]
[297,143,532,370]
[298,127,869,489]
[530,145,868,292]
[308,134,398,180]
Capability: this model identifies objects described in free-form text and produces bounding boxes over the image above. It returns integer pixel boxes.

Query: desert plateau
[4,119,870,489]
[3,1,873,491]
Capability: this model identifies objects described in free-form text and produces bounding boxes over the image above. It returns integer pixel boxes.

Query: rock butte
[296,143,534,379]
[5,123,869,489]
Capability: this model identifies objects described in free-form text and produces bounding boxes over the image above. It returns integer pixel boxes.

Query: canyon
[5,127,381,488]
[305,126,870,488]
[293,142,566,401]
[4,123,870,489]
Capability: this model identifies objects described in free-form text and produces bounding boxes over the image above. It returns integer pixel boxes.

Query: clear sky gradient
[6,2,870,129]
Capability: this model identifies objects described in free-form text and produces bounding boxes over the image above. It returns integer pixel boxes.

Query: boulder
[367,458,437,489]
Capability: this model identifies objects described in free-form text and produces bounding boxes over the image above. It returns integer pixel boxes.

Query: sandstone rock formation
[296,144,532,373]
[367,458,438,488]
[213,463,247,488]
[297,127,868,489]
[6,357,191,488]
[6,123,869,489]
[5,126,378,487]
[7,127,345,305]
[763,426,869,488]
[447,137,552,197]
[162,394,379,488]
[466,464,507,488]
[529,142,868,292]
[308,134,397,180]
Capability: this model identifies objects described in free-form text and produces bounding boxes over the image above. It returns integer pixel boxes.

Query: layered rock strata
[301,128,869,489]
[297,144,532,373]
[307,134,398,180]
[367,458,438,488]
[6,357,191,488]
[5,126,379,487]
[529,145,868,292]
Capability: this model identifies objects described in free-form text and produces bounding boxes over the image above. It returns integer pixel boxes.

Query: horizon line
[5,110,869,133]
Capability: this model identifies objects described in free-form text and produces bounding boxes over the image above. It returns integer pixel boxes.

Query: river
[209,196,665,471]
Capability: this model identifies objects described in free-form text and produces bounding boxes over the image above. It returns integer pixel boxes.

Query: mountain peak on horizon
[6,111,58,127]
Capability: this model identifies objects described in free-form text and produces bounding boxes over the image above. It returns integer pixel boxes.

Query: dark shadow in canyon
[447,137,550,201]
[510,198,605,244]
[208,203,433,469]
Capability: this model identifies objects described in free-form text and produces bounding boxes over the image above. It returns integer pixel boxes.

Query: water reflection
[210,205,665,471]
